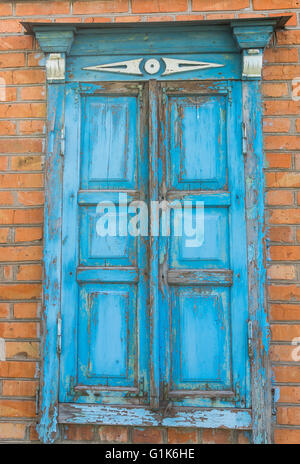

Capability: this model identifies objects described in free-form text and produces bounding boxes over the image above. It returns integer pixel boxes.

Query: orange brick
[11,156,42,171]
[271,323,300,341]
[0,36,33,51]
[0,156,8,170]
[267,173,300,188]
[0,139,43,154]
[0,399,36,418]
[0,191,14,205]
[0,246,42,261]
[0,321,38,338]
[17,192,44,206]
[276,386,300,404]
[2,380,37,397]
[20,86,46,101]
[19,120,45,135]
[265,153,292,169]
[54,17,83,24]
[0,302,9,318]
[265,136,300,151]
[264,48,298,64]
[295,154,300,170]
[269,227,293,243]
[274,366,300,383]
[16,264,42,281]
[0,20,23,34]
[253,0,300,9]
[270,303,300,321]
[115,16,142,22]
[237,431,251,444]
[264,101,300,116]
[15,227,42,243]
[206,13,235,19]
[16,1,70,15]
[27,53,45,67]
[0,121,16,135]
[146,16,175,22]
[266,190,293,206]
[63,424,94,441]
[98,426,128,443]
[82,17,112,23]
[0,103,46,119]
[132,428,163,444]
[269,209,300,224]
[29,424,39,441]
[12,70,45,85]
[13,302,39,319]
[6,341,39,359]
[0,284,41,300]
[296,227,300,242]
[0,208,43,225]
[0,227,10,243]
[0,361,37,378]
[3,265,13,280]
[262,83,288,97]
[1,87,18,102]
[0,53,25,68]
[192,0,249,9]
[176,14,204,20]
[167,428,198,444]
[73,0,128,14]
[277,30,300,46]
[277,407,300,426]
[0,3,13,16]
[268,264,296,280]
[263,118,290,133]
[269,285,300,301]
[270,345,297,362]
[270,246,300,260]
[202,429,232,444]
[275,429,300,444]
[0,423,26,440]
[132,0,188,13]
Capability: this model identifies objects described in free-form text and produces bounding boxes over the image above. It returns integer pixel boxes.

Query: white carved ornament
[242,49,263,78]
[83,57,224,76]
[46,53,65,81]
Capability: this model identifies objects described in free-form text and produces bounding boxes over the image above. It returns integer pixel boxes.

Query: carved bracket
[46,53,66,82]
[242,49,263,78]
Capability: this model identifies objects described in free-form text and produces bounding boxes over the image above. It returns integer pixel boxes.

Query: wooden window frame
[22,18,287,443]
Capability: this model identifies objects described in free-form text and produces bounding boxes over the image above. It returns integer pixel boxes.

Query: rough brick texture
[0,0,299,444]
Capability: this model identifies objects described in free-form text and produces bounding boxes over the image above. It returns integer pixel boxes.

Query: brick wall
[0,0,299,444]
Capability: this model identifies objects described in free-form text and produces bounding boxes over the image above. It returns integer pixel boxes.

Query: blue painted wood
[59,82,150,407]
[68,53,240,82]
[171,287,231,391]
[243,79,270,443]
[78,284,136,387]
[37,83,65,443]
[169,93,227,190]
[160,81,249,409]
[59,403,252,429]
[34,20,281,441]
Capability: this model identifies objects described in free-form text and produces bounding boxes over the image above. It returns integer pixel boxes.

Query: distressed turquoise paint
[59,82,150,407]
[36,83,65,444]
[243,79,271,443]
[59,403,252,429]
[33,19,284,443]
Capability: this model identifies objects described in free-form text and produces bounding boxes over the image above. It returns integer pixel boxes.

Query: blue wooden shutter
[159,81,250,408]
[59,82,150,405]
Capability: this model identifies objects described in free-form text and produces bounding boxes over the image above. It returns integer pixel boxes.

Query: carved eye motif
[144,58,160,75]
